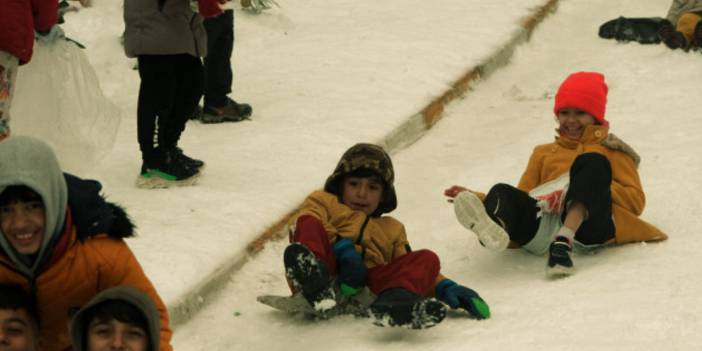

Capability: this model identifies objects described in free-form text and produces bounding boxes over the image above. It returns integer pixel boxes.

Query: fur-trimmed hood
[65,173,136,241]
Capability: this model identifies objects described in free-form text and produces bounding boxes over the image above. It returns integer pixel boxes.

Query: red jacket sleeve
[30,0,58,33]
[197,0,223,18]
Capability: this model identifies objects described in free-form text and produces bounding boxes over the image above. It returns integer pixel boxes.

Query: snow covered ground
[13,0,702,349]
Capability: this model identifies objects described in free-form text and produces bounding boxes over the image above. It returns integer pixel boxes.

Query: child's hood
[70,286,161,351]
[0,136,67,277]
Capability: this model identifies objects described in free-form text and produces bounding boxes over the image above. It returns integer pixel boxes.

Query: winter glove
[333,238,367,296]
[35,25,65,45]
[435,279,490,319]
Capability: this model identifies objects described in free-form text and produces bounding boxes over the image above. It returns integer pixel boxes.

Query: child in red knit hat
[444,71,667,278]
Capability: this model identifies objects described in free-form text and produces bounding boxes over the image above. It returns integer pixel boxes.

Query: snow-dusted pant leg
[289,215,338,273]
[484,183,541,246]
[367,250,440,297]
[676,12,702,44]
[0,51,19,141]
[564,153,615,245]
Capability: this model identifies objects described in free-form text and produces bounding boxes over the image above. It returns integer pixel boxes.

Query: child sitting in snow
[70,286,160,351]
[444,71,667,278]
[283,143,490,329]
[658,0,702,50]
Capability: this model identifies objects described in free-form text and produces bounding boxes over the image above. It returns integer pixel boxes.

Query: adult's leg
[483,183,541,246]
[203,10,234,109]
[136,55,177,167]
[161,54,204,151]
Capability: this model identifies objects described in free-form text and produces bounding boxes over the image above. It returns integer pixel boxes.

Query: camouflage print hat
[324,143,397,216]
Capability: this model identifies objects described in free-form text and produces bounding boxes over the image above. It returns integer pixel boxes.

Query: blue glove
[435,279,490,319]
[35,25,65,45]
[332,238,367,296]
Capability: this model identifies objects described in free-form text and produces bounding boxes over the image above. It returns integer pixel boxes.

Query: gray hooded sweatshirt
[0,136,67,278]
[70,286,161,351]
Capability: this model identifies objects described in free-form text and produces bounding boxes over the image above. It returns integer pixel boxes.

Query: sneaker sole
[135,172,201,189]
[546,263,574,278]
[453,191,509,251]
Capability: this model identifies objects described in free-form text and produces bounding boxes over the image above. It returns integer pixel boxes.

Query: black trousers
[483,153,616,246]
[203,9,234,108]
[137,54,204,166]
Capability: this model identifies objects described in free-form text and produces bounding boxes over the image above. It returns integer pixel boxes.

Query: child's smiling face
[341,175,384,216]
[557,108,597,140]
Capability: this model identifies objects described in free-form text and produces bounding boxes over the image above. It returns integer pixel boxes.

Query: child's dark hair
[332,168,385,197]
[82,299,150,349]
[0,283,40,332]
[0,185,42,207]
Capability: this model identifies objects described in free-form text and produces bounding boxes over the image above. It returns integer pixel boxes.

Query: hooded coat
[0,136,173,351]
[71,286,161,351]
[0,0,57,64]
[122,0,222,58]
[517,125,667,244]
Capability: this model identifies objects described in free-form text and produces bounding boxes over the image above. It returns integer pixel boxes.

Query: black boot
[546,236,574,277]
[283,243,336,311]
[370,288,447,329]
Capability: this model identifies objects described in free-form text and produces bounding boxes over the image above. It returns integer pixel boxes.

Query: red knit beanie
[553,72,608,126]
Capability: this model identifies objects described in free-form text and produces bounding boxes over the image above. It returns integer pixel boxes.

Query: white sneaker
[453,191,509,251]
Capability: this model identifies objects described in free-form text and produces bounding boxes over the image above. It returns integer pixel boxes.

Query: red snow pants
[290,215,440,296]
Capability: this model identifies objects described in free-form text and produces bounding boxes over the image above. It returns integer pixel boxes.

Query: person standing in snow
[284,143,490,329]
[195,1,253,124]
[444,71,668,278]
[0,0,60,141]
[657,0,702,50]
[123,0,223,188]
[0,136,173,351]
[70,286,160,351]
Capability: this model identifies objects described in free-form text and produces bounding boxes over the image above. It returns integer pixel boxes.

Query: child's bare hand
[444,185,468,203]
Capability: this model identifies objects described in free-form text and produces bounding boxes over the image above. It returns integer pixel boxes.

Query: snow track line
[167,0,560,328]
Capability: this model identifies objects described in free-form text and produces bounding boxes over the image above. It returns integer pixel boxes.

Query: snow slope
[13,0,702,349]
[171,0,702,350]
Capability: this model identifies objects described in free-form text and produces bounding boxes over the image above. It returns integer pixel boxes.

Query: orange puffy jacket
[0,209,173,351]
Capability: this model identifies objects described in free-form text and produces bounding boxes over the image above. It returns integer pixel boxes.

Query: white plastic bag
[10,39,120,174]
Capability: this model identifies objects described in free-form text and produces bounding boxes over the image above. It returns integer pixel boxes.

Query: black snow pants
[203,9,234,108]
[483,153,616,246]
[136,54,204,166]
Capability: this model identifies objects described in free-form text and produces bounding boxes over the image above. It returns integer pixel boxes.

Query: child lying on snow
[444,71,667,278]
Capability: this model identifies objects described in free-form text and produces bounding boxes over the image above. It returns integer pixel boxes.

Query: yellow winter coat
[291,191,410,268]
[517,125,667,244]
